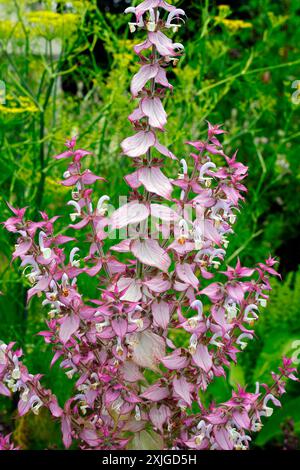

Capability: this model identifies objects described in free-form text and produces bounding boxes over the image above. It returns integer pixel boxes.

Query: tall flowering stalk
[1,1,298,450]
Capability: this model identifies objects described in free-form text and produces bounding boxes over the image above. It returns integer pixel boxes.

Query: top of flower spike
[125,1,185,32]
[132,1,175,19]
[53,137,92,162]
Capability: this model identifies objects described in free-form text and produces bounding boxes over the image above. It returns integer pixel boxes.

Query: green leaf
[229,363,245,387]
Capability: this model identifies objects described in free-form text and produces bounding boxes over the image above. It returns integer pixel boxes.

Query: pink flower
[59,313,80,344]
[121,130,176,159]
[135,0,175,19]
[135,32,184,58]
[129,96,167,130]
[141,382,170,401]
[214,427,234,450]
[3,204,27,233]
[192,344,212,372]
[151,300,170,329]
[149,404,170,432]
[0,433,19,451]
[132,238,171,272]
[126,166,173,199]
[162,350,189,370]
[176,263,199,289]
[110,200,149,229]
[131,64,173,97]
[173,376,193,406]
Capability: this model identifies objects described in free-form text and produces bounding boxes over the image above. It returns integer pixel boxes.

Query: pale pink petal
[161,0,176,11]
[140,383,169,402]
[138,167,173,199]
[152,300,170,329]
[18,399,31,416]
[49,399,63,418]
[227,283,244,303]
[174,280,189,291]
[154,140,176,160]
[162,351,189,370]
[125,170,142,189]
[81,171,104,185]
[59,314,80,343]
[204,220,221,245]
[128,106,145,123]
[141,96,167,129]
[130,331,165,371]
[121,130,156,158]
[84,259,102,277]
[168,240,195,255]
[151,203,179,222]
[134,38,152,56]
[135,0,175,18]
[74,149,92,161]
[131,238,171,272]
[110,239,132,252]
[122,361,144,382]
[176,263,199,289]
[110,201,149,229]
[60,175,80,186]
[232,410,251,430]
[13,239,32,260]
[69,218,90,230]
[149,405,170,432]
[192,344,212,372]
[117,277,142,302]
[53,150,73,160]
[214,427,234,450]
[155,66,173,90]
[111,318,127,338]
[107,258,127,274]
[27,276,50,301]
[61,415,72,448]
[173,376,192,406]
[79,428,99,448]
[200,283,223,302]
[148,31,174,56]
[131,64,159,97]
[0,383,11,397]
[143,275,171,293]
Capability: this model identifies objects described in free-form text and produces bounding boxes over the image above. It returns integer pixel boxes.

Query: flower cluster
[0,0,298,450]
[0,433,18,451]
[0,341,62,418]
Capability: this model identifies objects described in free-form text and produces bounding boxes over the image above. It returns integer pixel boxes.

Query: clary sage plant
[0,0,297,451]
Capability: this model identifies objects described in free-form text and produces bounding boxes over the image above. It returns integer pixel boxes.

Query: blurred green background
[0,0,299,449]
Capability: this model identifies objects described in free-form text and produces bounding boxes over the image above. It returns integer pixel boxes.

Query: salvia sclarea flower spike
[1,0,298,450]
